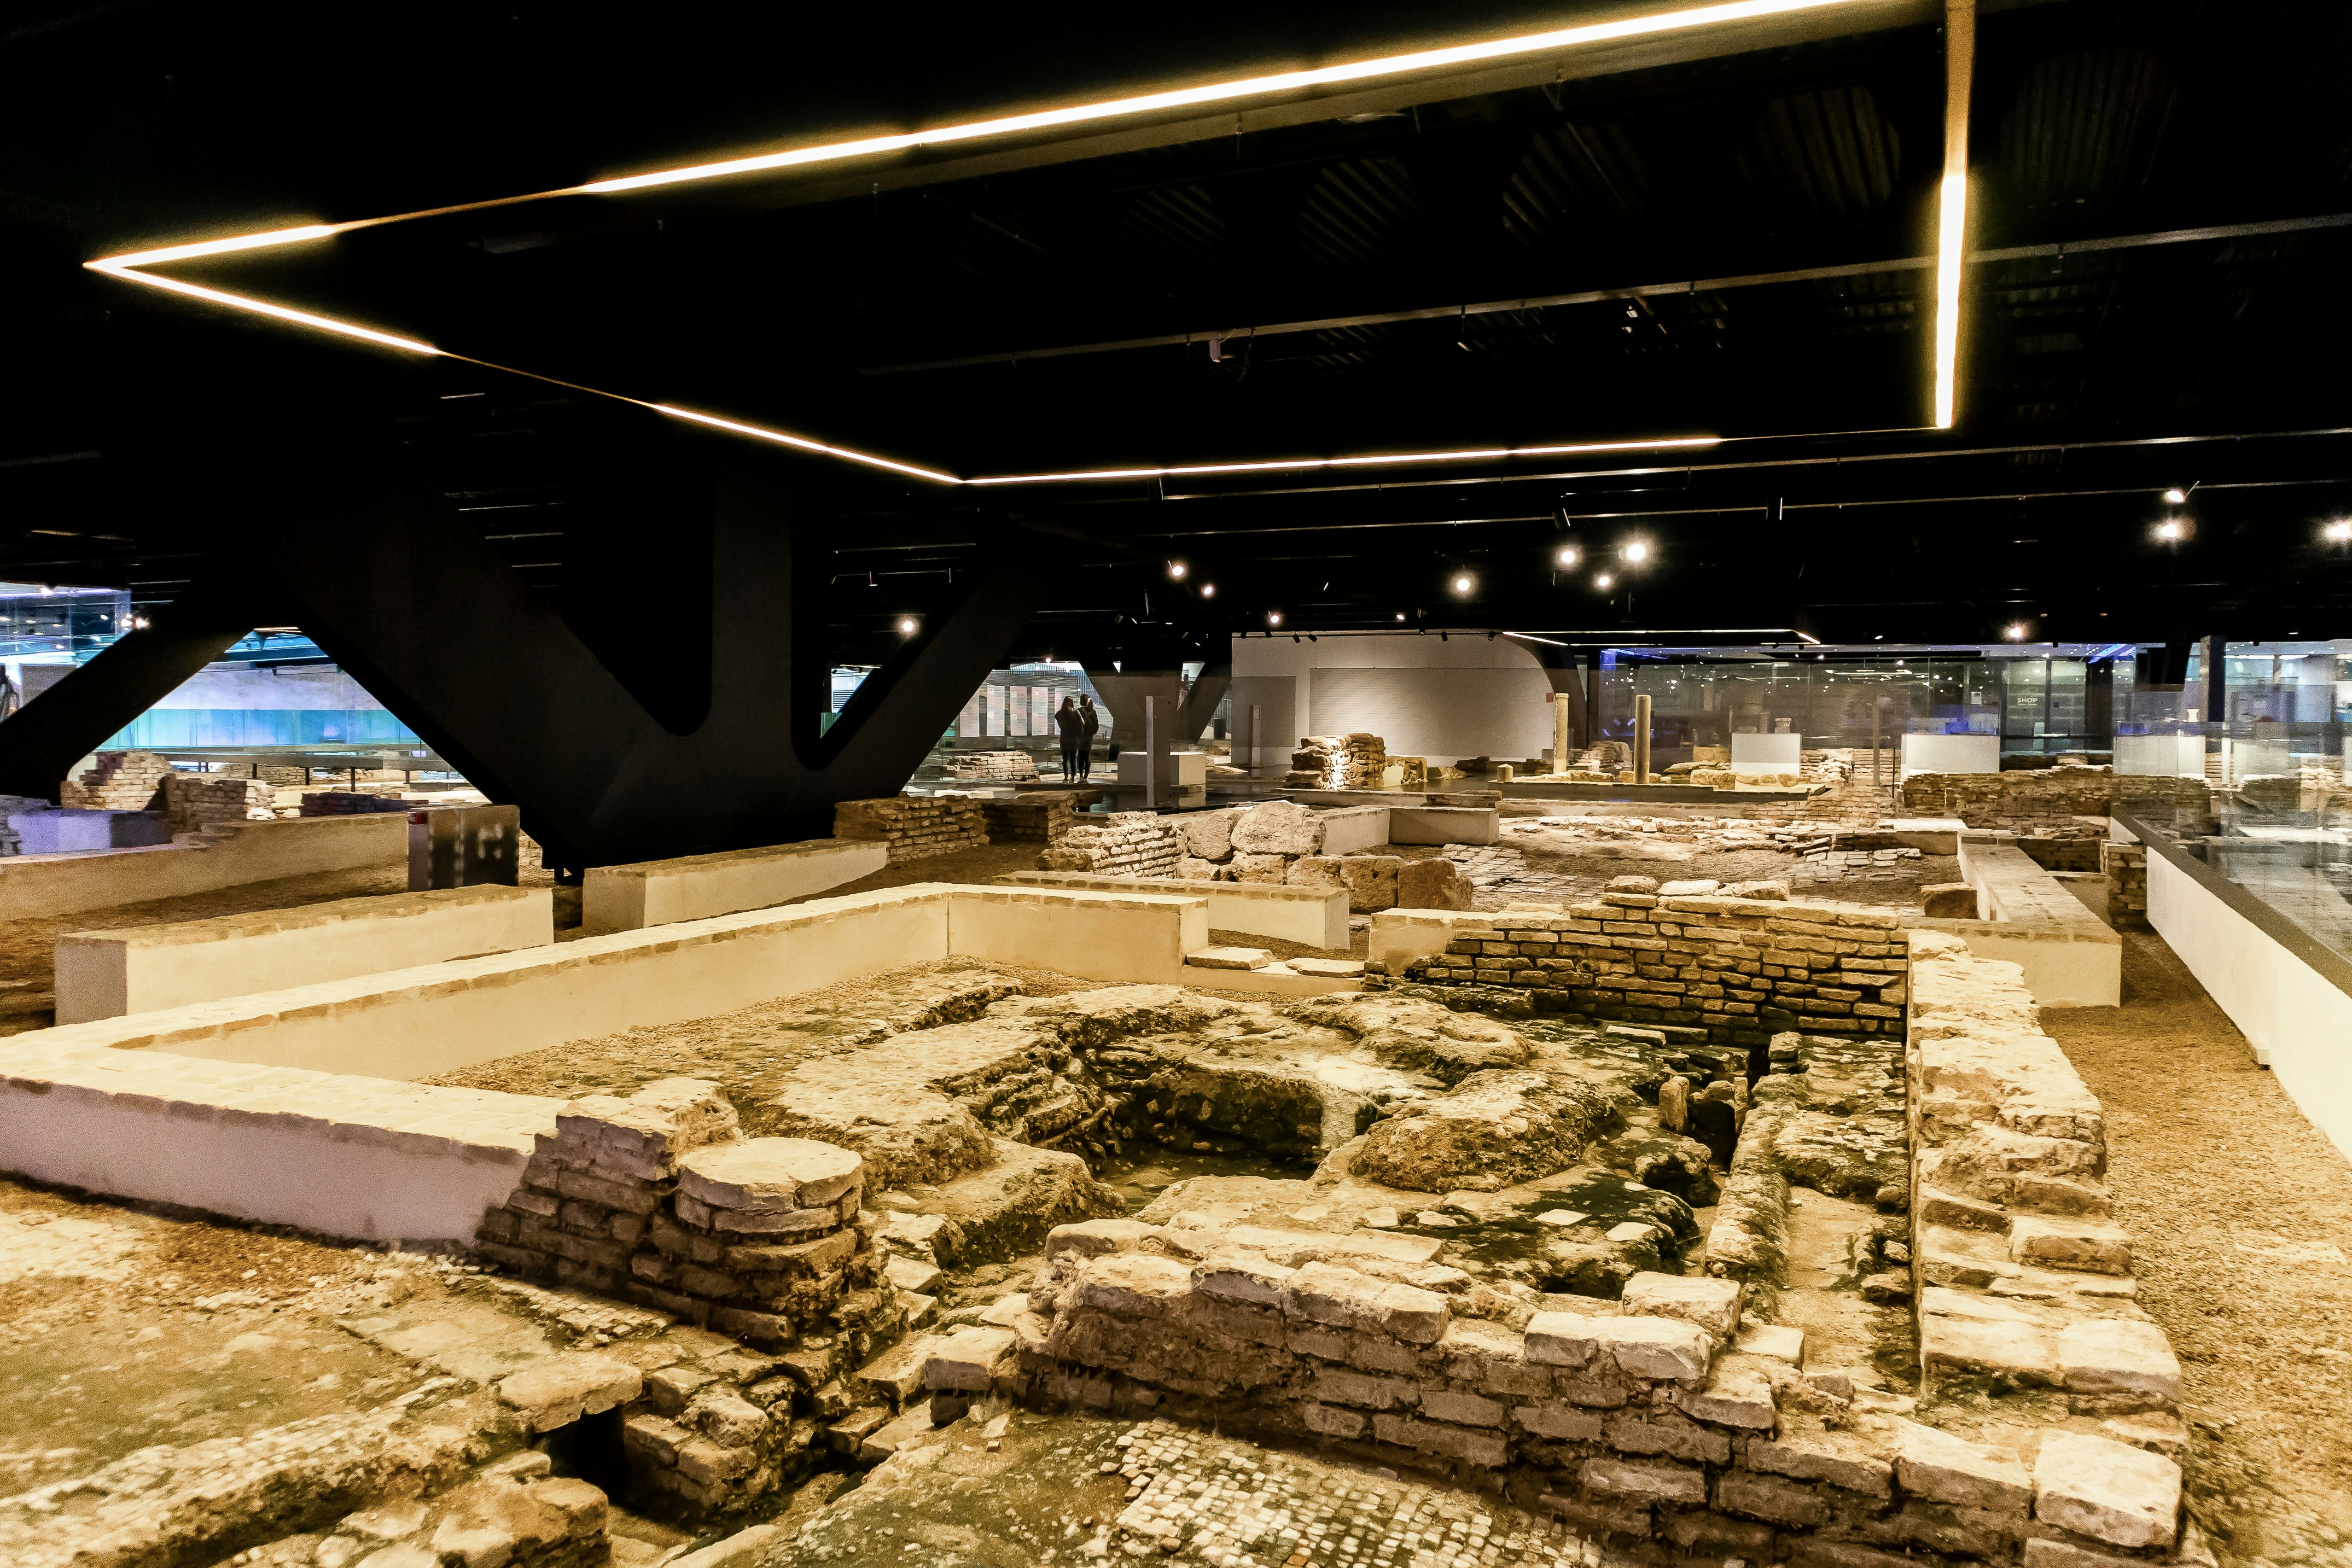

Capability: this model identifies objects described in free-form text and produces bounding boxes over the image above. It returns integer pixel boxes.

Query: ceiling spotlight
[1167,560,1187,580]
[2326,519,2352,543]
[2154,518,2184,541]
[1594,572,1615,590]
[897,617,917,634]
[2162,488,2187,505]
[1621,540,1650,563]
[1451,574,1474,595]
[1200,582,1216,598]
[1395,613,1406,622]
[1556,545,1581,568]
[1267,610,1283,627]
[2004,622,2026,641]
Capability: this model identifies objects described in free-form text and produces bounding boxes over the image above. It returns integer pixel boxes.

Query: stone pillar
[1634,694,1652,784]
[1552,690,1571,774]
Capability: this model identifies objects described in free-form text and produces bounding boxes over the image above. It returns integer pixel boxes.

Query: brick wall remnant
[1038,811,1182,876]
[1899,767,2208,830]
[161,773,275,832]
[59,750,171,810]
[2099,841,2149,930]
[980,791,1078,844]
[301,790,412,815]
[1389,894,1907,1051]
[833,795,988,862]
[946,751,1040,782]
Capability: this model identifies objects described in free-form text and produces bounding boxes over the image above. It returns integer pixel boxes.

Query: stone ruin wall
[1388,892,1908,1053]
[474,1079,909,1513]
[918,930,2197,1567]
[1900,769,2210,833]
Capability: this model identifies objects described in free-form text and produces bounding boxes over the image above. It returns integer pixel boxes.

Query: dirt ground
[2044,934,2352,1566]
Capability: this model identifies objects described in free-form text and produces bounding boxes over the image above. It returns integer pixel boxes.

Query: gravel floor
[2042,932,2352,1567]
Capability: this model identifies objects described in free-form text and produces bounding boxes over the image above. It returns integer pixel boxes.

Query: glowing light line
[575,0,1879,195]
[968,436,1720,486]
[654,406,963,483]
[86,262,441,356]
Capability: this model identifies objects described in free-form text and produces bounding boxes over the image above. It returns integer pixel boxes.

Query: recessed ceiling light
[1267,611,1283,627]
[1594,573,1615,590]
[1199,582,1216,598]
[2155,518,2184,541]
[1622,540,1651,563]
[1167,560,1187,579]
[1556,545,1581,568]
[897,617,917,634]
[1452,574,1474,595]
[2326,519,2352,543]
[2162,488,2187,504]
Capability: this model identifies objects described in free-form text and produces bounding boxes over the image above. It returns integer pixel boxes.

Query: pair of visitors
[1055,695,1101,780]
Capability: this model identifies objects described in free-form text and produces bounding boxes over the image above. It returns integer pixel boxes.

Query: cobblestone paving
[1111,1419,1599,1568]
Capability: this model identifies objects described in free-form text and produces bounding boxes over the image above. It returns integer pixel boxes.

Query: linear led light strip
[84,0,1878,478]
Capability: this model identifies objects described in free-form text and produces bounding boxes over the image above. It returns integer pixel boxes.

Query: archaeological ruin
[2,5,2350,1568]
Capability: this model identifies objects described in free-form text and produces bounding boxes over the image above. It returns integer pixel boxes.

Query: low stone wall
[580,839,886,931]
[834,795,988,862]
[161,772,276,831]
[1901,768,2208,831]
[1925,838,2122,1009]
[0,812,408,921]
[1904,929,2191,1558]
[1373,891,1907,1051]
[54,883,554,1023]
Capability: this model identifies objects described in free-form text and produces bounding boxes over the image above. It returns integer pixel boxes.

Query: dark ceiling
[4,0,2350,666]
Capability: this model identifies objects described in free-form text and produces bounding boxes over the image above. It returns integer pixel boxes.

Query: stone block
[1736,1323,1806,1365]
[1527,1311,1713,1381]
[2057,1319,2181,1408]
[1680,1353,1777,1429]
[678,1136,862,1213]
[1517,1404,1604,1442]
[1396,857,1474,911]
[2010,1216,2133,1275]
[1302,1401,1367,1439]
[1071,1253,1195,1316]
[1748,1430,1894,1496]
[1603,1411,1730,1466]
[2033,1431,2181,1550]
[1373,1413,1509,1467]
[1621,1271,1743,1339]
[1892,1420,2031,1514]
[1420,1389,1506,1427]
[1186,946,1272,970]
[1582,1456,1707,1506]
[1920,883,1978,917]
[1715,1469,1829,1527]
[497,1354,645,1433]
[1043,1217,1158,1262]
[924,1326,1018,1392]
[1311,1366,1413,1410]
[1230,801,1324,856]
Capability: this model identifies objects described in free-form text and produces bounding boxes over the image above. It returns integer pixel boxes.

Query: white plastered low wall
[0,814,407,921]
[1384,806,1499,846]
[995,870,1349,949]
[0,1041,557,1243]
[1315,806,1394,855]
[581,838,888,931]
[1918,837,2121,1007]
[2147,851,2352,1160]
[55,884,553,1024]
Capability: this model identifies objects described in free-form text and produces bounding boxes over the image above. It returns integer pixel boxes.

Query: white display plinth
[1901,733,2000,776]
[1115,750,1208,788]
[1730,732,1802,776]
[2114,733,2205,778]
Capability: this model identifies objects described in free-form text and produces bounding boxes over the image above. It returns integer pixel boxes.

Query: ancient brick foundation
[833,795,989,862]
[1040,811,1183,875]
[1900,768,2208,831]
[1390,894,1908,1051]
[979,790,1078,843]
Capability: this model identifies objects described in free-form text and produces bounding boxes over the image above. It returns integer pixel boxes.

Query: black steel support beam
[0,586,258,801]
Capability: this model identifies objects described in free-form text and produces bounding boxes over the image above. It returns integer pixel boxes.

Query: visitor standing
[1053,696,1085,781]
[1077,695,1101,780]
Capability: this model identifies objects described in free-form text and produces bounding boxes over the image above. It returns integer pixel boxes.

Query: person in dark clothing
[1053,696,1085,781]
[1077,695,1101,780]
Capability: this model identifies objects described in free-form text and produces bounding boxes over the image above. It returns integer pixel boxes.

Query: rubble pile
[946,750,1041,782]
[1039,810,1183,876]
[834,795,989,862]
[1160,798,1471,910]
[979,790,1078,843]
[59,749,171,809]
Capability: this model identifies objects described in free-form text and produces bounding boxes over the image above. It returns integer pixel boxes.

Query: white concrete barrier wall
[945,886,1208,983]
[581,838,888,931]
[995,871,1348,949]
[37,887,958,1081]
[1384,806,1499,846]
[2147,852,2352,1161]
[1730,732,1802,775]
[1315,806,1393,856]
[0,814,406,921]
[1900,733,2000,777]
[55,885,554,1024]
[0,1041,557,1242]
[1932,837,2121,1007]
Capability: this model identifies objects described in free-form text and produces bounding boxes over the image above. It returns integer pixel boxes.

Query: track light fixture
[1593,573,1615,590]
[1199,582,1216,598]
[1167,560,1187,580]
[1451,573,1474,596]
[1266,611,1283,627]
[2325,518,2352,543]
[897,617,917,634]
[2154,518,2184,542]
[1556,545,1581,568]
[1621,540,1651,564]
[2162,488,2187,505]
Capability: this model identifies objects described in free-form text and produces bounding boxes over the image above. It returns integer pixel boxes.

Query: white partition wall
[2114,733,2206,777]
[1901,733,2000,776]
[1729,732,1802,775]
